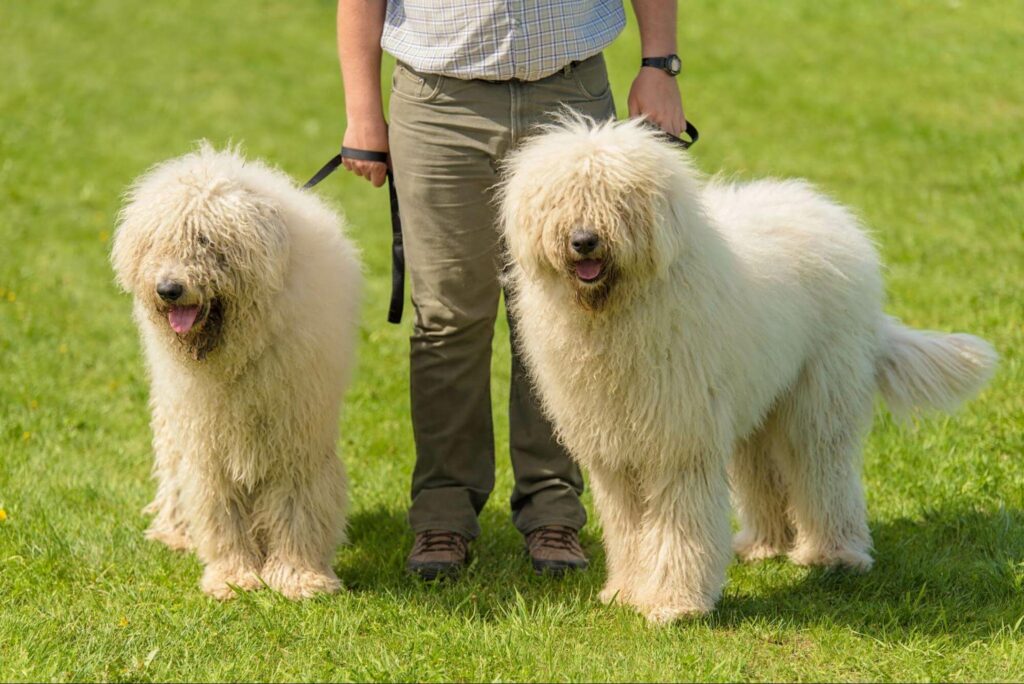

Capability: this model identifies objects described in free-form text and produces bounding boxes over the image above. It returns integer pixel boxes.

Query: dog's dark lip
[187,302,212,335]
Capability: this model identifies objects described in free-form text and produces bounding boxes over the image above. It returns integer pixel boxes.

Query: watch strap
[641,55,681,75]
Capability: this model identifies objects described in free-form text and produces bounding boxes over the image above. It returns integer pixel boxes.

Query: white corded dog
[499,117,997,624]
[113,145,361,599]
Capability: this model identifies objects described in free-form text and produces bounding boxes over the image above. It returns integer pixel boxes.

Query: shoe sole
[531,559,588,576]
[407,562,465,581]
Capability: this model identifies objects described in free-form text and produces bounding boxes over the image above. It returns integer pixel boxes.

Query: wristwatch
[641,54,682,76]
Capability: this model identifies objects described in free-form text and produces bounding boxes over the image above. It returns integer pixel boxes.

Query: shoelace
[416,531,466,553]
[529,527,581,552]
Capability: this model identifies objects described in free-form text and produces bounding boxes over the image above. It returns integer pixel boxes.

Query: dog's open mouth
[167,303,212,336]
[166,299,219,338]
[164,299,223,360]
[568,258,615,311]
[574,259,604,283]
[168,305,202,335]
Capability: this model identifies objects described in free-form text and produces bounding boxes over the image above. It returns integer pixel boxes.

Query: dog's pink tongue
[575,259,603,282]
[168,306,200,334]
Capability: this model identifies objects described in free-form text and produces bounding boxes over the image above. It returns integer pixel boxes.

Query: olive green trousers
[387,53,616,539]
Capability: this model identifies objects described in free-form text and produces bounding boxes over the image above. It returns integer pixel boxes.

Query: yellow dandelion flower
[58,344,68,354]
[22,431,31,441]
[6,291,15,302]
[118,616,129,628]
[30,400,38,410]
[0,509,7,522]
[99,230,110,242]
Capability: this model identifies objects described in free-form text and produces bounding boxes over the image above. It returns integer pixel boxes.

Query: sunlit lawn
[1,1,1022,680]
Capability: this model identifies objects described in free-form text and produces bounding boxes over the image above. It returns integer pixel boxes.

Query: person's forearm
[631,0,678,57]
[337,0,386,120]
[627,0,684,135]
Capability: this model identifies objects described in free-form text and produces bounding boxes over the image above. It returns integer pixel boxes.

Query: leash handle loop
[339,147,389,165]
[303,146,405,325]
[385,173,403,324]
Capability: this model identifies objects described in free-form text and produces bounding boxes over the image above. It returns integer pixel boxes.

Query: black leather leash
[302,121,697,325]
[303,147,405,324]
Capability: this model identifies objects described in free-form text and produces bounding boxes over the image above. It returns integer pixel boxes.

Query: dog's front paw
[598,582,634,605]
[145,522,193,552]
[632,586,716,625]
[200,563,263,600]
[789,542,873,571]
[640,602,711,626]
[261,559,341,600]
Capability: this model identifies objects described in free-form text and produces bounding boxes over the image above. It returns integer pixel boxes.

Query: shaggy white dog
[112,145,361,600]
[499,118,997,624]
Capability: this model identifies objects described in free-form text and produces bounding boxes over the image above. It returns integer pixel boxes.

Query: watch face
[668,55,682,75]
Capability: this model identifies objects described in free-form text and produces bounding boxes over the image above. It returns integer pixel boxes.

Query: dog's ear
[111,210,154,293]
[498,186,546,280]
[653,166,706,279]
[209,193,291,300]
[647,194,685,279]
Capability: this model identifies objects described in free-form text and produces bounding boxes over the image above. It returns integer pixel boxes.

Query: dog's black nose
[570,230,600,255]
[156,280,184,302]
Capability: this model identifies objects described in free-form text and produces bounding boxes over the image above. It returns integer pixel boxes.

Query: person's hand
[342,114,389,187]
[627,68,686,137]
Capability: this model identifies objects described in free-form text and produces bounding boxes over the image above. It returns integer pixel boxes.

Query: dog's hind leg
[631,454,733,624]
[144,422,192,551]
[777,353,874,571]
[257,454,347,600]
[589,465,644,605]
[730,416,794,562]
[144,475,192,551]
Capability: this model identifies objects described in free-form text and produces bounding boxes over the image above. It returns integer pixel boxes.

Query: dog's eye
[197,234,211,248]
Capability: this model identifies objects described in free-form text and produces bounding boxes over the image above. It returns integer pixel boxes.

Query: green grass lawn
[2,0,1022,680]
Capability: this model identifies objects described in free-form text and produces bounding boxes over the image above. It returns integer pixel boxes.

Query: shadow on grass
[338,504,603,581]
[335,504,607,615]
[336,504,1024,640]
[720,507,1024,634]
[712,508,1024,638]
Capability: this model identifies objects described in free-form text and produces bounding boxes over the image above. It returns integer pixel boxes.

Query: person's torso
[381,0,626,81]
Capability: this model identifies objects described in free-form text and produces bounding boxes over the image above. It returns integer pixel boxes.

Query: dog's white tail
[875,316,997,417]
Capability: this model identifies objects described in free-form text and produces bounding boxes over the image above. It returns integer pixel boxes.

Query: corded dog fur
[112,145,362,600]
[499,117,997,624]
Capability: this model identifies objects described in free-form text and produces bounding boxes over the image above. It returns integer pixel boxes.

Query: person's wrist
[639,66,675,79]
[345,114,385,129]
[345,101,385,122]
[640,41,678,59]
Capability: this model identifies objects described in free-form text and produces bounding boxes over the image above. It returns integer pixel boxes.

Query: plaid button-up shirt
[381,0,626,81]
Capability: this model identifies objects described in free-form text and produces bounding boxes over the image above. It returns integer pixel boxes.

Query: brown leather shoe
[406,530,469,580]
[525,525,588,575]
